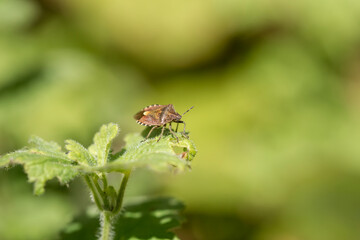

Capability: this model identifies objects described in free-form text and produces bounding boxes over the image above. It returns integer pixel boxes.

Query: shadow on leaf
[141,127,189,139]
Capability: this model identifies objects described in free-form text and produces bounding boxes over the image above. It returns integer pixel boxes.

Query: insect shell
[134,104,193,142]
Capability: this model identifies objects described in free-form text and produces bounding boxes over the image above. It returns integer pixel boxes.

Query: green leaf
[29,135,60,150]
[0,136,79,195]
[88,123,119,166]
[65,139,96,166]
[0,123,197,195]
[60,197,184,240]
[94,131,197,173]
[116,197,184,240]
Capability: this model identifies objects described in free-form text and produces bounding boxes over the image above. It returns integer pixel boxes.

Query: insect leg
[175,122,179,132]
[175,120,188,138]
[157,125,166,142]
[168,122,179,143]
[146,126,158,139]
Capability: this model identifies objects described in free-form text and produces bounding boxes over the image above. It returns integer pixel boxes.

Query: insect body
[134,104,193,142]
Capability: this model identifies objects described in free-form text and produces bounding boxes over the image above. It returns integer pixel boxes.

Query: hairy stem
[93,175,109,210]
[114,171,130,214]
[99,211,113,240]
[87,171,131,239]
[102,174,108,189]
[84,175,103,211]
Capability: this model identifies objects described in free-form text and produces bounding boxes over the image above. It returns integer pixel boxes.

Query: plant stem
[84,175,103,211]
[102,174,108,189]
[87,171,131,239]
[93,175,109,210]
[114,171,130,214]
[99,211,113,240]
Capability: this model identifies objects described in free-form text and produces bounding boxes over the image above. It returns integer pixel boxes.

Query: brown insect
[134,104,194,142]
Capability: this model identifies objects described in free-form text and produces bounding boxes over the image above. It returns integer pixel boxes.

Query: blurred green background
[1,0,360,239]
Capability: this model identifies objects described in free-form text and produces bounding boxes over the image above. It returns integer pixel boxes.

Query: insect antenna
[181,106,194,116]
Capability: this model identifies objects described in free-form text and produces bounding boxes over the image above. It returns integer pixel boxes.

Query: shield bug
[134,104,194,142]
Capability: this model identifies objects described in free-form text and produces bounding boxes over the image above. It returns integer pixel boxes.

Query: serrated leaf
[0,136,79,195]
[93,131,197,173]
[29,135,62,151]
[88,123,119,166]
[65,139,96,166]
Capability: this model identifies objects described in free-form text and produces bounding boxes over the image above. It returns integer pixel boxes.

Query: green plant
[0,123,197,240]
